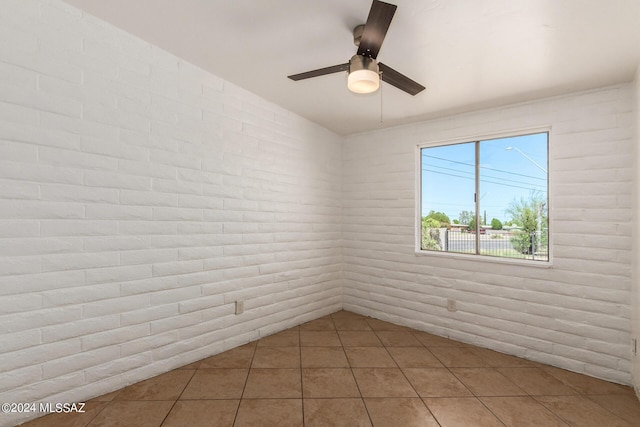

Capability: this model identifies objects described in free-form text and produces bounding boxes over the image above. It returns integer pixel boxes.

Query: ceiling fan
[288,0,425,96]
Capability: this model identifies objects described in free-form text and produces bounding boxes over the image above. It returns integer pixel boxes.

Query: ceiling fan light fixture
[288,1,424,96]
[348,55,379,94]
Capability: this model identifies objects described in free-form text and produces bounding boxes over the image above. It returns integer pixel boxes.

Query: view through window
[419,132,549,262]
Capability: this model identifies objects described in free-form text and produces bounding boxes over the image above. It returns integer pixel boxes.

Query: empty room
[1,0,640,426]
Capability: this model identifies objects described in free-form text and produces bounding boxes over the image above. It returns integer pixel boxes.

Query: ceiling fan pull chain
[380,71,384,125]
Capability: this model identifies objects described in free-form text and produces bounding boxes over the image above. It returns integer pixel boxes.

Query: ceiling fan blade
[379,62,425,96]
[357,0,397,59]
[288,63,349,81]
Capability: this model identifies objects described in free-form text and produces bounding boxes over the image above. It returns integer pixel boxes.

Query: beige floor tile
[473,348,536,368]
[87,401,174,427]
[497,368,578,396]
[367,318,408,331]
[588,394,640,425]
[424,397,505,427]
[333,317,373,331]
[177,360,202,370]
[402,368,473,397]
[480,396,569,427]
[331,310,366,320]
[256,329,299,347]
[375,330,423,346]
[352,368,418,398]
[180,368,248,399]
[387,347,444,368]
[251,346,300,368]
[234,399,303,427]
[161,400,239,427]
[242,368,301,398]
[301,346,350,368]
[300,330,342,346]
[199,343,256,369]
[429,346,491,367]
[450,368,526,396]
[365,397,439,427]
[344,347,397,367]
[28,311,640,427]
[304,398,372,427]
[412,331,467,347]
[300,316,336,331]
[542,366,635,395]
[302,368,361,398]
[88,390,120,402]
[338,331,383,347]
[22,402,108,427]
[536,395,632,427]
[114,369,195,401]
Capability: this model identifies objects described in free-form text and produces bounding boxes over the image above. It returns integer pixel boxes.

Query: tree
[421,211,451,250]
[458,210,473,225]
[426,210,451,226]
[491,218,503,230]
[468,217,476,232]
[506,191,547,254]
[421,217,442,250]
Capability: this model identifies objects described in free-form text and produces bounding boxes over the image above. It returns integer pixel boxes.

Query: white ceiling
[63,0,640,135]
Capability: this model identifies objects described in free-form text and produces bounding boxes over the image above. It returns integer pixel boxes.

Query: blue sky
[421,133,548,224]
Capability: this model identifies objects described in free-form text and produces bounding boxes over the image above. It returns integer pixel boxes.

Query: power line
[422,163,547,188]
[422,154,546,181]
[421,168,546,192]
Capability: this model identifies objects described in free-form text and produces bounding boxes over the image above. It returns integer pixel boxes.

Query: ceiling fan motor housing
[348,54,380,93]
[288,1,424,96]
[353,24,365,47]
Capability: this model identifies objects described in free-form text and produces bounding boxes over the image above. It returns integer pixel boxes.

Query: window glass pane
[479,133,548,260]
[421,142,475,253]
[419,132,549,262]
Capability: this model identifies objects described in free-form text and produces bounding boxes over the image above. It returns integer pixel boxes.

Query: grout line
[427,344,509,426]
[80,397,112,426]
[341,315,376,427]
[24,311,638,426]
[297,326,305,426]
[232,341,258,426]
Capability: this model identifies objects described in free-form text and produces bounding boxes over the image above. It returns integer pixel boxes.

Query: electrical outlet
[235,300,244,315]
[447,299,457,312]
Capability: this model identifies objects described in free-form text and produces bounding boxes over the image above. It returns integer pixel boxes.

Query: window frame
[414,127,552,267]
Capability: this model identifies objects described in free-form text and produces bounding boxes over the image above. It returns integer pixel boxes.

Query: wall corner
[632,63,640,400]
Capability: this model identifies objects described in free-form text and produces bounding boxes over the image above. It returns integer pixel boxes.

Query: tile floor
[22,310,640,426]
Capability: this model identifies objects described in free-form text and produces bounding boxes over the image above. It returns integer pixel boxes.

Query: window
[418,131,549,262]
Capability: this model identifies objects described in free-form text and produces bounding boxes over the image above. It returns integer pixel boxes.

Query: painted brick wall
[343,84,635,385]
[633,65,640,398]
[0,1,342,425]
[1,1,638,425]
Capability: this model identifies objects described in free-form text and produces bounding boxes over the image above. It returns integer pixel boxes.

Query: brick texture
[343,84,635,386]
[632,65,640,400]
[0,1,341,425]
[0,1,638,426]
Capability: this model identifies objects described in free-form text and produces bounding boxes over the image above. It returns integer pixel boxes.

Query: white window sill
[414,249,553,268]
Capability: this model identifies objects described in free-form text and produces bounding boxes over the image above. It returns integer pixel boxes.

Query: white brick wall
[632,65,640,399]
[0,1,342,425]
[1,1,639,425]
[343,84,636,385]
